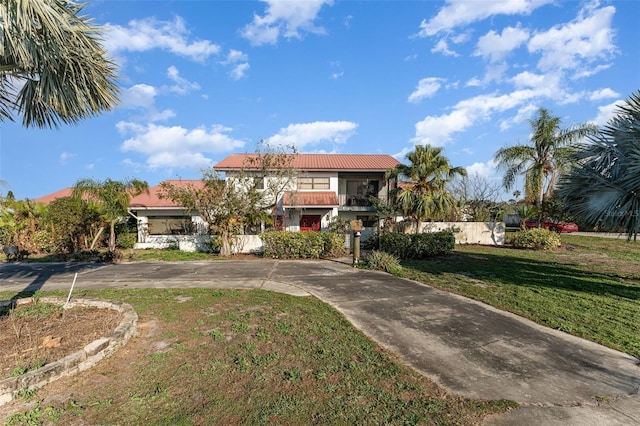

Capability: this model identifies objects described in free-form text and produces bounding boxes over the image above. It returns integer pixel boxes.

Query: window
[357,215,377,227]
[297,177,330,190]
[254,177,265,190]
[148,217,194,235]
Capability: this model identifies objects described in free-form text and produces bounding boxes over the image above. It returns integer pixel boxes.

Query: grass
[2,288,515,425]
[400,234,640,359]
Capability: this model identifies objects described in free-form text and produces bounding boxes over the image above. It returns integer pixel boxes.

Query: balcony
[338,193,376,211]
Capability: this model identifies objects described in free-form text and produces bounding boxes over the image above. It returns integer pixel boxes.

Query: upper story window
[297,177,330,190]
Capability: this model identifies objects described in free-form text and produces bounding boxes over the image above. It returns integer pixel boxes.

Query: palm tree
[494,108,597,209]
[557,91,640,241]
[73,178,149,252]
[0,0,119,128]
[388,145,467,232]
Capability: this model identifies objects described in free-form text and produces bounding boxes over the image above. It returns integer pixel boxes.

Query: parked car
[524,218,579,233]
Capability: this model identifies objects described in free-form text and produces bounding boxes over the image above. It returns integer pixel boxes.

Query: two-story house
[213,153,401,236]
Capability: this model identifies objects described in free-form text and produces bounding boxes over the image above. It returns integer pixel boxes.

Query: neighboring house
[213,153,401,239]
[128,180,207,249]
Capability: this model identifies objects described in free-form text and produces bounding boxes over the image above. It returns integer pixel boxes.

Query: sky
[1,0,638,200]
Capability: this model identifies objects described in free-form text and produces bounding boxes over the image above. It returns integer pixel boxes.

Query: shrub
[363,250,402,274]
[261,231,347,259]
[116,232,137,249]
[511,228,561,250]
[380,231,455,259]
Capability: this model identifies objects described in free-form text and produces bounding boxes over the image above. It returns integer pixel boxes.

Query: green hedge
[261,231,346,259]
[511,228,561,250]
[379,231,455,259]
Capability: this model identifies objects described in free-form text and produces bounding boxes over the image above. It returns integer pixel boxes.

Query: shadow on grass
[402,248,640,301]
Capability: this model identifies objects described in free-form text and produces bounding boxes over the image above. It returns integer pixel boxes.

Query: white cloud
[466,161,497,179]
[475,25,529,62]
[408,78,445,103]
[221,50,250,80]
[417,0,551,37]
[120,84,158,109]
[241,0,333,46]
[266,121,358,149]
[166,66,201,94]
[59,152,77,164]
[431,38,459,57]
[118,122,245,169]
[589,88,619,101]
[230,63,251,80]
[527,4,616,72]
[499,104,538,131]
[412,90,537,146]
[105,17,220,62]
[592,99,624,126]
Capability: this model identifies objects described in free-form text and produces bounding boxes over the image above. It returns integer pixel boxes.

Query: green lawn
[400,234,640,358]
[2,289,514,425]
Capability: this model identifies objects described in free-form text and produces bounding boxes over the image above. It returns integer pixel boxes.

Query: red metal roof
[282,191,339,207]
[129,180,203,208]
[33,188,74,204]
[214,154,400,171]
[34,180,203,209]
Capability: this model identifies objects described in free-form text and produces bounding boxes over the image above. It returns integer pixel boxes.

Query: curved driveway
[1,260,639,425]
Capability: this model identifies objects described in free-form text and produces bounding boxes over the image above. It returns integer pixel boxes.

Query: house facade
[128,180,209,250]
[213,153,401,239]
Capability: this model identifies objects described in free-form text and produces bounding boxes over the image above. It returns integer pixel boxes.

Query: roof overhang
[282,191,339,208]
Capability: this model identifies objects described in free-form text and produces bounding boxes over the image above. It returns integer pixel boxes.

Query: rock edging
[0,296,138,407]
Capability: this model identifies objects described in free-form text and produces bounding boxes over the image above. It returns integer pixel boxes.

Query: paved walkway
[1,260,638,425]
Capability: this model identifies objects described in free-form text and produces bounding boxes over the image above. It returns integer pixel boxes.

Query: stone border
[0,296,138,407]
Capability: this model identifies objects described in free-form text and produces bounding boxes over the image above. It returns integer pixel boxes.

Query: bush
[380,231,455,259]
[511,228,561,250]
[116,232,137,249]
[363,250,402,274]
[261,231,347,259]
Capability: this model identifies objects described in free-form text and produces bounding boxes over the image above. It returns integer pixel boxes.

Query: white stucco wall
[401,222,505,245]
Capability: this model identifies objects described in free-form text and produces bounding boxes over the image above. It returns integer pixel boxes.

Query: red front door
[300,215,321,232]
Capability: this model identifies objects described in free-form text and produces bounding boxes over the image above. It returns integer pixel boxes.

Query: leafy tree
[388,145,466,232]
[161,144,297,256]
[557,91,640,241]
[514,204,538,230]
[0,0,119,128]
[494,108,597,209]
[73,178,149,252]
[46,196,101,253]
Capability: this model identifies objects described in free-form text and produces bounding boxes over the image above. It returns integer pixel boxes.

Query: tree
[388,144,467,232]
[0,0,119,128]
[46,196,101,253]
[557,91,640,241]
[449,173,503,222]
[161,144,297,256]
[494,108,597,209]
[72,178,149,252]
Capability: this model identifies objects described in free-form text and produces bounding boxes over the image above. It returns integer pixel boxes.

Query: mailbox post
[350,220,364,265]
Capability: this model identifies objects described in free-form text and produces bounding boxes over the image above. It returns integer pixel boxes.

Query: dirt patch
[0,302,122,378]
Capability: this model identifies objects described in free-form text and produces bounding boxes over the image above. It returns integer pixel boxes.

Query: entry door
[300,215,321,232]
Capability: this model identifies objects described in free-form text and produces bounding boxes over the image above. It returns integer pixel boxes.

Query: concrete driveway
[1,260,638,425]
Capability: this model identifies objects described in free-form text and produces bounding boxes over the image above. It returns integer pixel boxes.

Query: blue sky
[1,0,638,200]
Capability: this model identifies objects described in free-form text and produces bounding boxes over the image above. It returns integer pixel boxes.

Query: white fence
[134,222,505,253]
[402,222,505,245]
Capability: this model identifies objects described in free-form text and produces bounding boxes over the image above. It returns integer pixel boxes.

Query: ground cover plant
[400,234,640,358]
[0,288,515,425]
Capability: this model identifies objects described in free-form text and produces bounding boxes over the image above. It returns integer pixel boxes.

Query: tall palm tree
[494,108,597,209]
[0,0,119,128]
[388,145,466,231]
[73,178,149,252]
[557,91,640,241]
